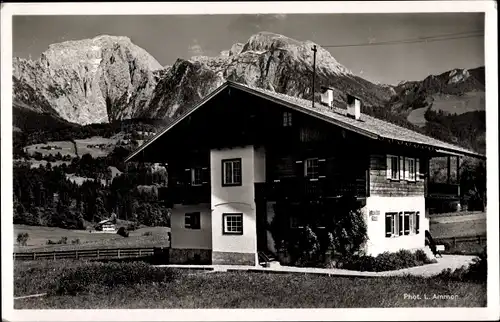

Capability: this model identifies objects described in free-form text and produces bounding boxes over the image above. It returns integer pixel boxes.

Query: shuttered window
[185,212,201,230]
[386,211,419,237]
[387,155,419,181]
[385,212,398,237]
[191,167,203,186]
[304,158,319,179]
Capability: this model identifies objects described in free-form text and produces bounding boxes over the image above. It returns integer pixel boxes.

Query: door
[255,183,268,251]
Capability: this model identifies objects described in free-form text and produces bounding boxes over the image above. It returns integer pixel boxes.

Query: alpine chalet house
[125,81,485,266]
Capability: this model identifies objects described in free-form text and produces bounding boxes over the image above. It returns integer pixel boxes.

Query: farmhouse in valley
[94,219,116,232]
[125,81,485,266]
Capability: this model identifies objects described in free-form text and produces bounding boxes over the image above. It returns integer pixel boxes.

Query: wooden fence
[434,235,487,249]
[13,247,158,261]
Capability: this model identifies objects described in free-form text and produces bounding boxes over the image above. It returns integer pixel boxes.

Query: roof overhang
[125,80,486,163]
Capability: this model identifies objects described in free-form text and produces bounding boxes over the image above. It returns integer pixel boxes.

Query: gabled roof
[125,81,485,162]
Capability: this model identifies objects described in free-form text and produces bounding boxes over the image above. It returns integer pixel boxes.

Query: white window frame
[304,158,319,179]
[386,211,419,237]
[387,155,400,180]
[191,167,203,186]
[405,158,417,181]
[223,213,243,235]
[283,111,293,127]
[222,159,242,186]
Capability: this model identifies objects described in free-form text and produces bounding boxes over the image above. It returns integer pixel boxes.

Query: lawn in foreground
[14,260,486,309]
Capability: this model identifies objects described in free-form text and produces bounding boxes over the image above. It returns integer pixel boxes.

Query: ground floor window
[385,211,419,237]
[223,213,243,235]
[185,212,201,229]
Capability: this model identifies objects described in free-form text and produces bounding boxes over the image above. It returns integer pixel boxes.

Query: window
[387,155,399,180]
[405,158,417,181]
[304,158,319,179]
[385,212,399,237]
[283,112,292,127]
[223,213,243,235]
[185,212,201,230]
[191,167,202,186]
[222,158,242,186]
[385,211,419,237]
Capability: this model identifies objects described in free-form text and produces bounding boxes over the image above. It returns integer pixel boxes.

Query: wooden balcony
[427,182,460,200]
[260,176,367,202]
[158,184,211,206]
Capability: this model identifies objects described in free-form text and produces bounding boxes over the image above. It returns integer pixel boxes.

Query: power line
[321,31,484,48]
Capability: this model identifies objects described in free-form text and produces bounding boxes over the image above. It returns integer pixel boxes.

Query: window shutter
[399,157,405,180]
[201,167,209,185]
[398,212,403,236]
[405,158,410,180]
[416,212,420,234]
[386,156,392,179]
[184,168,192,187]
[385,214,392,237]
[404,213,410,235]
[416,158,420,181]
[295,159,304,178]
[318,158,327,179]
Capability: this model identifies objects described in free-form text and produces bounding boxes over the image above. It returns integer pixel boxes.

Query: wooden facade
[144,86,461,205]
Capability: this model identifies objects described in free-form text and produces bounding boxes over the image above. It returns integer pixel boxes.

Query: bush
[51,262,179,295]
[437,246,487,282]
[142,231,153,237]
[17,233,29,246]
[270,196,368,267]
[46,236,69,245]
[117,227,129,237]
[71,238,80,245]
[338,249,437,272]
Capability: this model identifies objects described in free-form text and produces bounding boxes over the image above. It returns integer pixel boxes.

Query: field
[429,212,486,255]
[14,225,170,253]
[430,92,485,115]
[406,91,485,127]
[13,260,486,309]
[24,136,117,158]
[429,212,486,238]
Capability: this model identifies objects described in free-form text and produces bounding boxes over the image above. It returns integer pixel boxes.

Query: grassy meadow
[14,225,170,253]
[24,136,117,158]
[13,260,486,309]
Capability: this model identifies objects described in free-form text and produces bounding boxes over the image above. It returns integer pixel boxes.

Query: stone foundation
[169,248,212,264]
[212,251,256,266]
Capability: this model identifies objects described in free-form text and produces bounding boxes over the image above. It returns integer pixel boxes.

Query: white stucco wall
[210,146,259,260]
[364,196,429,256]
[170,203,212,250]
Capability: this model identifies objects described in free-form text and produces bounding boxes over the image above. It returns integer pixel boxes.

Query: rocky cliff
[13,35,162,125]
[13,32,395,125]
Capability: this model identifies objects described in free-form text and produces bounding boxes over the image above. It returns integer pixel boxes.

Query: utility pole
[311,45,317,109]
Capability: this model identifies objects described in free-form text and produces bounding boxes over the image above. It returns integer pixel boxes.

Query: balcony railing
[263,176,367,201]
[427,182,460,199]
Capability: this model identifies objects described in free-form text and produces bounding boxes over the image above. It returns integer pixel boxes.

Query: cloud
[188,39,204,56]
[227,14,288,35]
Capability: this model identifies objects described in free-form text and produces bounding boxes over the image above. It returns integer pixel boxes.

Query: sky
[12,13,484,85]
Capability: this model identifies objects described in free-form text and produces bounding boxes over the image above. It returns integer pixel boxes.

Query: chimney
[347,94,361,120]
[320,86,334,107]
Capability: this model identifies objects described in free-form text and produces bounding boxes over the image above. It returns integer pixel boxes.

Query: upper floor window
[222,158,242,186]
[386,155,419,181]
[283,111,293,127]
[387,155,399,180]
[304,158,319,179]
[406,158,416,181]
[191,167,203,186]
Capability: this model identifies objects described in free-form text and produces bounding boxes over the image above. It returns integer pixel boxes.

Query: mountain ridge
[12,32,485,153]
